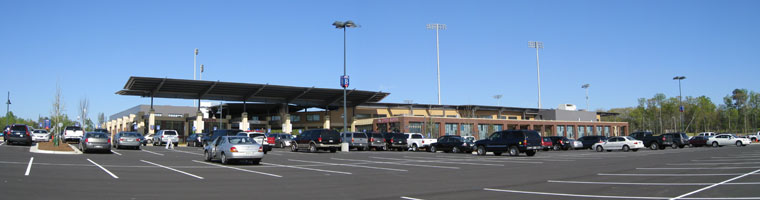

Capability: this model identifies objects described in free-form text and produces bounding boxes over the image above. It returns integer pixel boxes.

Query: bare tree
[97,112,105,128]
[79,97,89,130]
[51,83,65,136]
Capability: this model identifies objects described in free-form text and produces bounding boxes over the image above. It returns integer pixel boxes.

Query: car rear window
[66,126,82,131]
[122,133,140,137]
[321,130,340,138]
[164,131,177,135]
[11,125,27,132]
[372,133,383,138]
[525,131,541,139]
[411,134,422,139]
[353,133,367,138]
[228,137,253,144]
[88,133,108,138]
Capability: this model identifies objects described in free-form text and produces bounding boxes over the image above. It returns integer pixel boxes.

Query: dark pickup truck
[662,132,690,149]
[474,130,542,156]
[629,132,674,150]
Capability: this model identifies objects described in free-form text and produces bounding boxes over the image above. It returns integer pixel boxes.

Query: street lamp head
[426,24,447,30]
[333,20,359,29]
[582,84,590,89]
[493,95,503,99]
[528,41,544,49]
[195,48,198,55]
[673,76,686,80]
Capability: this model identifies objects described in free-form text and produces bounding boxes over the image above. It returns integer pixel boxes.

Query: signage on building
[375,117,399,124]
[45,120,50,129]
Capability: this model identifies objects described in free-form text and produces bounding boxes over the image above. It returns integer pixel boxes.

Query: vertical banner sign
[680,106,684,112]
[45,120,50,129]
[340,75,349,88]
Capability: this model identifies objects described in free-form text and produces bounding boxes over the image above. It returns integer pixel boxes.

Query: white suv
[63,126,84,142]
[152,130,179,146]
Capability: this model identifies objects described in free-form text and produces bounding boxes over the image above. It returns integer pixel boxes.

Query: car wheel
[291,144,298,152]
[712,142,719,148]
[526,150,536,156]
[221,153,228,164]
[650,143,659,150]
[280,142,285,148]
[596,146,604,152]
[309,143,317,153]
[412,144,418,152]
[736,141,743,147]
[671,143,678,149]
[381,145,388,151]
[430,146,437,153]
[251,159,261,165]
[622,145,630,152]
[453,147,460,153]
[204,151,212,161]
[508,146,519,156]
[476,146,486,156]
[552,145,560,151]
[173,142,178,147]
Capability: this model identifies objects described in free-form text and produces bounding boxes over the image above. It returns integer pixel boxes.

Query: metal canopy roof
[116,76,389,108]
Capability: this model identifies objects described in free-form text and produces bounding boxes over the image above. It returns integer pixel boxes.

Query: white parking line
[24,157,33,176]
[670,168,760,200]
[192,160,282,178]
[407,156,550,163]
[171,149,203,156]
[693,158,760,162]
[484,188,670,199]
[110,150,122,156]
[598,173,758,176]
[669,162,760,165]
[87,159,119,179]
[140,160,203,179]
[141,150,164,156]
[401,196,425,200]
[638,167,760,170]
[331,158,460,169]
[262,162,352,175]
[288,159,408,172]
[548,180,760,186]
[370,156,511,166]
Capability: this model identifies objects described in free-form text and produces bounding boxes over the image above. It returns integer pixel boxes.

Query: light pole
[193,48,198,107]
[493,95,502,106]
[427,24,446,105]
[200,64,204,80]
[5,91,10,116]
[528,41,544,109]
[581,84,590,111]
[333,20,358,133]
[673,76,686,132]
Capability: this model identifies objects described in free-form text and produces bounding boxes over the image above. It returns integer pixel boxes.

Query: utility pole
[427,24,446,105]
[333,20,358,133]
[673,76,686,132]
[5,91,10,116]
[528,41,544,109]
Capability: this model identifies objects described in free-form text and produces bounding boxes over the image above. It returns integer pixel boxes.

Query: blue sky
[1,0,758,120]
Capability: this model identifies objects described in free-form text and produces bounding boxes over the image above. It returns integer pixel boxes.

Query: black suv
[474,130,542,156]
[577,136,609,149]
[5,124,32,145]
[629,132,674,150]
[382,132,408,151]
[545,136,572,151]
[291,129,341,153]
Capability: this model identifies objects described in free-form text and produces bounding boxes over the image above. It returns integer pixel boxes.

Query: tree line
[603,89,760,135]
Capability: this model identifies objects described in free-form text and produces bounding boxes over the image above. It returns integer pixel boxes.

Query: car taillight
[136,138,140,142]
[351,138,354,142]
[662,137,666,141]
[258,146,263,152]
[85,138,89,143]
[422,140,425,144]
[560,140,564,144]
[598,140,603,143]
[391,139,394,143]
[383,138,386,142]
[107,139,111,144]
[230,147,238,152]
[162,135,165,138]
[634,142,638,144]
[120,138,124,141]
[369,138,373,142]
[524,139,528,145]
[318,137,322,142]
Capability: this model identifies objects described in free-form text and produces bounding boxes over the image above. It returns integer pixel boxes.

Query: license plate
[95,145,102,148]
[246,152,254,155]
[329,140,333,142]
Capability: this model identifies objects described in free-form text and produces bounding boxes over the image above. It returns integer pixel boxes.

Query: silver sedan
[204,136,264,165]
[112,132,142,150]
[79,132,111,153]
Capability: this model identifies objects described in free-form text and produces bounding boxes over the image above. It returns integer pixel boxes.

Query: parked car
[1,125,8,137]
[205,129,242,146]
[662,132,690,148]
[186,133,204,147]
[79,132,111,153]
[592,136,644,152]
[341,132,368,151]
[430,135,474,153]
[32,129,50,142]
[474,130,542,156]
[152,130,179,147]
[541,137,553,151]
[272,133,294,148]
[63,126,84,143]
[568,139,584,150]
[236,131,272,154]
[368,132,386,151]
[689,135,709,147]
[5,124,33,145]
[291,129,341,153]
[577,136,609,150]
[204,136,263,165]
[545,136,572,151]
[93,128,109,133]
[405,133,437,151]
[143,133,154,145]
[707,134,750,147]
[382,132,408,151]
[112,132,142,150]
[629,132,674,150]
[747,131,760,142]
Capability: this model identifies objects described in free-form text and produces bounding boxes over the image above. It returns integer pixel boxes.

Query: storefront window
[478,124,489,140]
[567,126,575,139]
[493,124,503,131]
[578,126,585,138]
[290,115,301,122]
[306,114,320,121]
[604,126,610,137]
[460,124,473,137]
[408,122,423,133]
[445,123,458,135]
[596,126,602,136]
[557,126,565,137]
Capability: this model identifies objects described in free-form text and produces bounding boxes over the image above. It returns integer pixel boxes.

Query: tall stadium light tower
[528,41,544,109]
[193,48,198,107]
[582,84,590,111]
[333,20,359,133]
[673,76,686,132]
[427,23,446,105]
[493,95,503,106]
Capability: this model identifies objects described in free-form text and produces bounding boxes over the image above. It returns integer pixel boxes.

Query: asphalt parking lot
[1,141,759,200]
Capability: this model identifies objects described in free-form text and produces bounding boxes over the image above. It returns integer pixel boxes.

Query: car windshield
[11,125,27,132]
[353,133,367,138]
[87,133,108,138]
[163,131,177,135]
[624,136,635,141]
[228,137,253,144]
[250,133,266,138]
[464,137,475,142]
[122,133,140,137]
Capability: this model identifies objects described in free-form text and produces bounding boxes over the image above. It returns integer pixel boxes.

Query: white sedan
[707,134,750,147]
[592,136,645,152]
[32,130,50,142]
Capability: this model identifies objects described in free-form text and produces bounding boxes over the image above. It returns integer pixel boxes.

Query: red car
[541,137,553,151]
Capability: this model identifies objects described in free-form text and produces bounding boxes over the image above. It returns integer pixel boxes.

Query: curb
[29,143,82,155]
